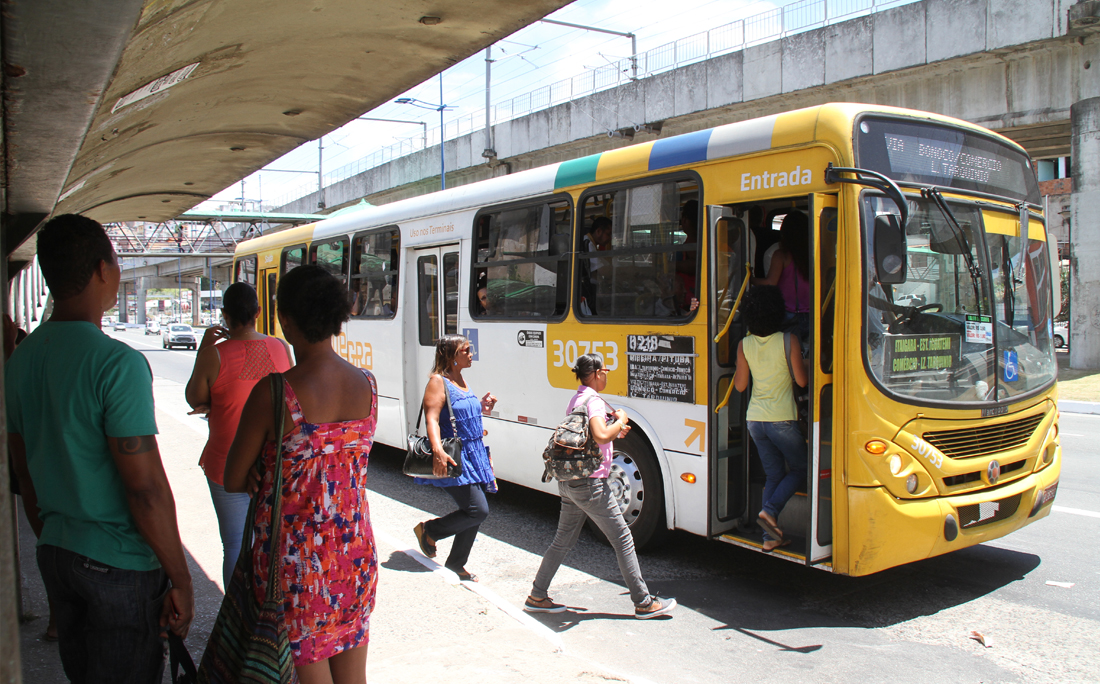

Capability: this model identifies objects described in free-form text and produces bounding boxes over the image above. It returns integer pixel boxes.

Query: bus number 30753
[551,340,619,371]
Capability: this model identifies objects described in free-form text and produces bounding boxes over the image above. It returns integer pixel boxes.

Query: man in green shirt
[7,215,193,684]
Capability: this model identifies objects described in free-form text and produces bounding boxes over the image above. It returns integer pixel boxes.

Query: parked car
[113,321,127,331]
[162,323,197,350]
[144,321,161,335]
[1054,322,1068,349]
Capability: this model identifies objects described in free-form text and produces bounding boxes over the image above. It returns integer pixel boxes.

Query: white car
[1054,322,1068,349]
[113,321,126,331]
[162,324,197,350]
[144,321,161,335]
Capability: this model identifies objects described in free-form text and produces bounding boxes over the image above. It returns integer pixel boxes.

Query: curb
[1060,400,1100,415]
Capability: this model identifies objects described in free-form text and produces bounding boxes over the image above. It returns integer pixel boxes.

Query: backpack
[542,396,603,482]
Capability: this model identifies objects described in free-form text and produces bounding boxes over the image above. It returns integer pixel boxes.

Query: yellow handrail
[713,262,751,414]
[822,278,835,311]
[713,262,752,344]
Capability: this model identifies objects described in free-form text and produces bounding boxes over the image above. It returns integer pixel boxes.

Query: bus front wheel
[587,431,668,550]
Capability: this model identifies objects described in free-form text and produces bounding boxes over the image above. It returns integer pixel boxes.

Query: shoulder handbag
[197,373,298,684]
[403,375,464,479]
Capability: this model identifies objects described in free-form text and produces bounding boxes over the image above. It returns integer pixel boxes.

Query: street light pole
[439,73,446,190]
[395,84,453,192]
[540,19,638,80]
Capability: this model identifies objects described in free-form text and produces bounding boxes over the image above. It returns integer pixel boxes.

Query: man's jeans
[37,544,168,684]
[747,420,807,539]
[531,477,650,605]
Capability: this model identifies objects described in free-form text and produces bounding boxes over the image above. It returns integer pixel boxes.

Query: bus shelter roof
[2,0,570,263]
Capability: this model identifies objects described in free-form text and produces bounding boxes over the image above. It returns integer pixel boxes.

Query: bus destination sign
[883,333,960,376]
[626,334,695,403]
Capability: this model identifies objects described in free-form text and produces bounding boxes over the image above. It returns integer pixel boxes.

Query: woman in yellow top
[734,285,808,551]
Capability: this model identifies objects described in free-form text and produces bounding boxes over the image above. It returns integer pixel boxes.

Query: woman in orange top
[186,282,292,586]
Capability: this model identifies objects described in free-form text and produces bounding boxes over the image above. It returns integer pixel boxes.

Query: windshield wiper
[921,187,983,317]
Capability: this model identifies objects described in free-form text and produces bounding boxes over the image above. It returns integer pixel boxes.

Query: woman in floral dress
[225,265,377,684]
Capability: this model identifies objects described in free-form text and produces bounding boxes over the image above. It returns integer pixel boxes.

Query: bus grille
[923,414,1044,459]
[942,459,1026,487]
[958,493,1022,529]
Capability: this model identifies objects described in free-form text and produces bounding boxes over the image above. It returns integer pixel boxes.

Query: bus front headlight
[906,473,919,494]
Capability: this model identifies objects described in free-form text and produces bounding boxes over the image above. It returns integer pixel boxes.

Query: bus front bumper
[847,452,1061,576]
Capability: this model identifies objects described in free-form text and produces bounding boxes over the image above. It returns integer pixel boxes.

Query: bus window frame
[350,226,400,320]
[858,189,1056,410]
[573,170,703,325]
[468,194,574,323]
[308,236,350,283]
[280,243,308,275]
[234,255,258,287]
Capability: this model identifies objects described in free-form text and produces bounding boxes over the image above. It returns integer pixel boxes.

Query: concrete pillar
[190,281,201,326]
[0,247,23,684]
[135,278,147,325]
[11,272,22,329]
[118,283,128,323]
[1071,97,1100,369]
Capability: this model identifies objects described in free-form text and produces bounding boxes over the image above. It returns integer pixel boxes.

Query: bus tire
[587,431,668,551]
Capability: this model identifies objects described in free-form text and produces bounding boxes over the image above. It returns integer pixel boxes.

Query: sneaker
[524,596,567,613]
[635,596,677,619]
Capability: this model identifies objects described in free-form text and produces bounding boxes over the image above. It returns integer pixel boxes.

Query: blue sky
[205,0,890,209]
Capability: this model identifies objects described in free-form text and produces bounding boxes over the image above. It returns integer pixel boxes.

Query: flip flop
[762,538,792,553]
[757,513,784,542]
[453,568,478,582]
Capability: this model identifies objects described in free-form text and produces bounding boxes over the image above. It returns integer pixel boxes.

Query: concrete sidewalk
[17,377,645,684]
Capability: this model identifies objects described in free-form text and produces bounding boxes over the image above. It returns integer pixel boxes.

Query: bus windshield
[863,195,1056,405]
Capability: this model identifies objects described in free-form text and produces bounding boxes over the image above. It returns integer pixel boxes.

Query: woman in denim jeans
[734,286,808,551]
[524,354,676,619]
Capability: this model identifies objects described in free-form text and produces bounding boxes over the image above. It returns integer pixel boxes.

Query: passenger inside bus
[579,216,612,315]
[752,211,811,347]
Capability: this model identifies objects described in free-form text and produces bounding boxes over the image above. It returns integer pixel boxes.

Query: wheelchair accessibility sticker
[1003,349,1018,382]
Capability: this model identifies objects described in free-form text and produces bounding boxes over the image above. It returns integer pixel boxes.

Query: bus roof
[236,103,1027,252]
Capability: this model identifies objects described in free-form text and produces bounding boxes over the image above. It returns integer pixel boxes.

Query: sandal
[756,511,784,542]
[413,522,437,558]
[452,567,478,582]
[762,538,792,553]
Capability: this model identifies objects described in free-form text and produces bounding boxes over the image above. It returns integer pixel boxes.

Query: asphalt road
[106,328,1100,683]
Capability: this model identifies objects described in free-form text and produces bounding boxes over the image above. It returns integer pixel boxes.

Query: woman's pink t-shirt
[565,385,614,478]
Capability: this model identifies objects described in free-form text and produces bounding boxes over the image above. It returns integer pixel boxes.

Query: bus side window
[577,179,700,319]
[310,238,349,285]
[235,255,257,287]
[351,228,400,318]
[282,245,305,274]
[471,199,571,319]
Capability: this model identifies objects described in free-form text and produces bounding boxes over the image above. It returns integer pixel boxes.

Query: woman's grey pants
[530,477,650,605]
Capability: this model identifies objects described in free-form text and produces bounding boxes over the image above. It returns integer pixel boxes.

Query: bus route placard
[883,333,960,376]
[626,335,695,403]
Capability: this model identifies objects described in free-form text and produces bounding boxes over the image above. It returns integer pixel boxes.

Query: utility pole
[483,46,496,160]
[318,138,326,209]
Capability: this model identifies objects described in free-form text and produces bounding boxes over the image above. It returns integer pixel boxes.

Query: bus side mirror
[874,214,907,285]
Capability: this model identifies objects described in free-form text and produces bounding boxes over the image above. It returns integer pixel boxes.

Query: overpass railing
[266,0,915,208]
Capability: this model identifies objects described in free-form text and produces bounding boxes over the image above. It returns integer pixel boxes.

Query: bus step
[717,532,807,564]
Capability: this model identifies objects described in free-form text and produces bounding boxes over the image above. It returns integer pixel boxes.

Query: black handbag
[404,375,463,479]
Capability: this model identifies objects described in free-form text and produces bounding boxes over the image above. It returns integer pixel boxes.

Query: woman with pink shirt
[185,282,292,586]
[524,353,677,620]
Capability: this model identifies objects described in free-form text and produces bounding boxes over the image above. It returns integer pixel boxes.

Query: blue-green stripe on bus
[554,154,601,189]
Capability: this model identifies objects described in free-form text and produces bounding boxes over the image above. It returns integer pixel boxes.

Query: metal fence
[269,0,912,208]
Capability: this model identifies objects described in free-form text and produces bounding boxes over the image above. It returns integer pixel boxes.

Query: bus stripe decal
[596,141,654,181]
[705,115,777,160]
[649,129,713,171]
[555,154,601,189]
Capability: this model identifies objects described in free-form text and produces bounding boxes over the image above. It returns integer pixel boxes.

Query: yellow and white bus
[233,103,1061,576]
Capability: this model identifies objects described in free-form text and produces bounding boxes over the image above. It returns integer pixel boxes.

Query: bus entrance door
[807,193,838,565]
[708,206,749,536]
[406,244,461,421]
[259,267,278,336]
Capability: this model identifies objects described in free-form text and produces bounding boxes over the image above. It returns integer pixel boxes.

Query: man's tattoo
[117,435,156,456]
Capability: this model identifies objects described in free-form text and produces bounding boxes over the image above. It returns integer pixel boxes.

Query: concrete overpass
[280,0,1100,368]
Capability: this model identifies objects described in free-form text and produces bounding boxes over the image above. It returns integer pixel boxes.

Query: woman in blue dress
[413,334,497,581]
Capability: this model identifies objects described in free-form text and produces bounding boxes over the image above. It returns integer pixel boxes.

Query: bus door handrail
[713,262,752,345]
[713,262,751,414]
